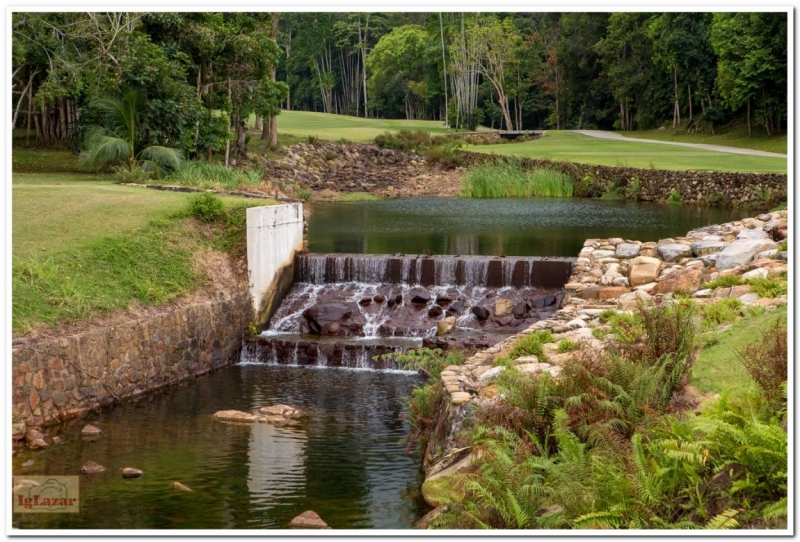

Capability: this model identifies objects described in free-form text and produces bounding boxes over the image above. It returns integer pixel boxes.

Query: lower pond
[309,198,753,257]
[12,365,427,530]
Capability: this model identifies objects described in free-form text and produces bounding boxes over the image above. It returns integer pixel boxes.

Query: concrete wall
[246,203,305,325]
[12,292,252,429]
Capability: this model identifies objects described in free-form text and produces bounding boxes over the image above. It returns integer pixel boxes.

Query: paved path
[572,130,787,158]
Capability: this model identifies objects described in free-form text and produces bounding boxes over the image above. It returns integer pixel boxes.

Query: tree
[79,88,183,175]
[711,12,787,136]
[466,15,521,131]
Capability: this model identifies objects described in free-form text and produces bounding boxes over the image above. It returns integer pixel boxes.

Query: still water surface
[308,198,752,256]
[13,365,426,530]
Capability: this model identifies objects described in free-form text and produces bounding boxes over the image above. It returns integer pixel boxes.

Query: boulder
[629,256,661,286]
[259,404,305,420]
[592,250,616,259]
[290,511,331,529]
[29,439,48,450]
[494,298,515,316]
[303,304,351,334]
[652,266,703,295]
[81,461,105,474]
[617,289,652,310]
[451,392,471,405]
[437,317,457,337]
[514,355,540,364]
[213,410,257,423]
[517,362,552,375]
[373,294,385,303]
[421,453,473,507]
[512,302,527,318]
[471,306,490,321]
[170,481,192,492]
[411,291,432,305]
[478,366,506,382]
[615,243,640,259]
[657,243,693,262]
[736,229,769,240]
[446,300,465,314]
[25,429,44,443]
[81,424,102,436]
[716,239,779,271]
[691,240,727,257]
[428,305,444,318]
[742,268,768,280]
[122,468,143,478]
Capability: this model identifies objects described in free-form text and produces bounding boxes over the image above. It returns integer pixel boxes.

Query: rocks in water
[428,305,444,318]
[303,303,352,334]
[657,243,693,262]
[170,481,192,492]
[716,239,779,271]
[472,306,490,321]
[258,404,305,420]
[81,424,102,436]
[373,294,385,303]
[628,256,661,286]
[513,302,527,318]
[81,461,106,474]
[358,297,372,306]
[122,468,143,478]
[395,294,403,304]
[410,291,431,305]
[387,298,395,308]
[446,300,464,314]
[493,298,515,316]
[437,316,457,337]
[289,510,330,529]
[213,410,257,423]
[435,295,453,306]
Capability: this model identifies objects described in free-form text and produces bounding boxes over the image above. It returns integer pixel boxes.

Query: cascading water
[244,254,573,370]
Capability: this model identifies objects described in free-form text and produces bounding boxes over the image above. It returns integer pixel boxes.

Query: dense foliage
[13,11,787,150]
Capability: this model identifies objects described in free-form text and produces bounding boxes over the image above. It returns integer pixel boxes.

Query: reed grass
[165,161,264,190]
[462,160,574,198]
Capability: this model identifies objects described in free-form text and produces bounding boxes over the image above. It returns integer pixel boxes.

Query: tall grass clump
[167,161,264,190]
[463,160,574,198]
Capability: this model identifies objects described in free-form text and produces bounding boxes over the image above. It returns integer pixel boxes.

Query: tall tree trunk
[267,13,280,148]
[254,115,261,131]
[747,97,751,137]
[672,67,679,128]
[440,13,448,127]
[620,101,625,131]
[687,83,692,122]
[26,82,33,148]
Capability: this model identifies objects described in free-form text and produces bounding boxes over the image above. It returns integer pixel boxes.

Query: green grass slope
[466,131,787,173]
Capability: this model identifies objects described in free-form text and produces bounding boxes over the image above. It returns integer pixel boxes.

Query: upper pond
[308,198,753,257]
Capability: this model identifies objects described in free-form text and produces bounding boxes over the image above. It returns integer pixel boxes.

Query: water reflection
[308,198,753,257]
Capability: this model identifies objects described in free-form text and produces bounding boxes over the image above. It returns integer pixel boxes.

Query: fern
[704,509,739,529]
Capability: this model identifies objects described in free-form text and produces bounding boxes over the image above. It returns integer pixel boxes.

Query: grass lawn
[272,110,478,142]
[466,131,787,173]
[12,147,272,335]
[692,305,787,396]
[621,121,787,155]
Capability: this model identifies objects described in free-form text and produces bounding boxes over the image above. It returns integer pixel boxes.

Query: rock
[12,480,40,493]
[658,243,693,262]
[629,256,661,286]
[259,404,304,420]
[494,298,515,316]
[512,302,527,318]
[170,481,192,492]
[81,461,106,474]
[52,436,62,445]
[435,296,453,306]
[716,239,779,271]
[694,289,713,298]
[358,297,372,306]
[289,510,330,529]
[451,392,472,405]
[25,429,44,443]
[478,366,506,382]
[22,460,34,468]
[615,243,640,259]
[29,439,48,450]
[446,300,464,314]
[514,355,540,364]
[421,453,473,507]
[472,306,490,321]
[691,240,727,257]
[411,292,431,304]
[437,316,457,337]
[592,250,616,259]
[617,289,652,310]
[742,268,768,280]
[122,468,143,478]
[414,506,447,529]
[739,293,761,304]
[736,229,769,240]
[81,424,102,436]
[303,303,351,334]
[428,305,444,318]
[652,266,703,295]
[395,294,403,304]
[12,423,25,441]
[373,294,385,303]
[213,410,257,423]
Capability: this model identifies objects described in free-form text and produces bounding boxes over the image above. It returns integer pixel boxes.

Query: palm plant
[79,88,183,177]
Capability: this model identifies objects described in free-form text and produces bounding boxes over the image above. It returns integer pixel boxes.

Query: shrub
[507,330,554,359]
[702,298,743,328]
[666,188,683,205]
[294,185,314,203]
[380,347,465,380]
[738,319,787,402]
[187,192,225,223]
[425,141,464,169]
[374,129,450,153]
[746,276,787,298]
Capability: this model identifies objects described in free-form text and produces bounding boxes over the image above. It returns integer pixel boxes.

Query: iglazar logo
[13,476,80,514]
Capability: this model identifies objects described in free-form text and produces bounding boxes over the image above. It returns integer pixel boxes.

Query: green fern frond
[705,509,739,530]
[762,497,787,519]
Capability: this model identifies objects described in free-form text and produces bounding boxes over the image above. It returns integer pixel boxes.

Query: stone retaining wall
[462,151,787,208]
[12,291,252,429]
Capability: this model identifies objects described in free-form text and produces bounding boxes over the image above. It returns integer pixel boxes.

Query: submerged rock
[258,404,305,420]
[213,410,257,423]
[122,468,143,478]
[81,424,102,436]
[170,481,192,492]
[471,306,490,321]
[289,510,330,529]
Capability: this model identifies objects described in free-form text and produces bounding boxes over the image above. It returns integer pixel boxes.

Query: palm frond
[79,135,131,171]
[138,146,184,171]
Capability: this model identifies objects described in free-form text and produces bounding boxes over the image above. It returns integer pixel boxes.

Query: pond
[12,365,427,530]
[308,198,753,257]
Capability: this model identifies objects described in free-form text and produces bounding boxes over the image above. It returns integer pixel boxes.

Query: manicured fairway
[466,131,787,173]
[622,126,787,155]
[273,110,477,142]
